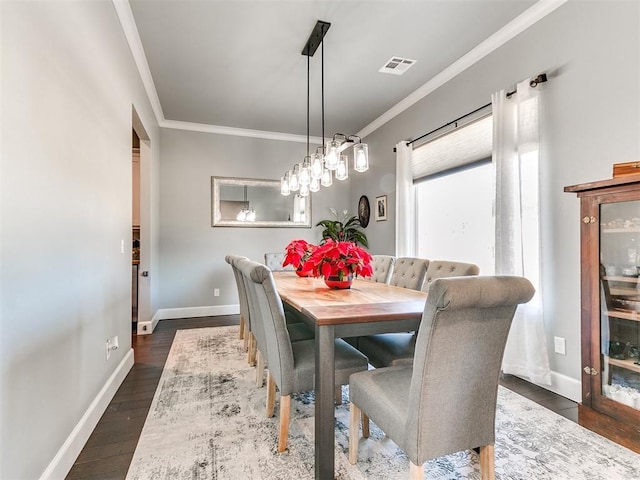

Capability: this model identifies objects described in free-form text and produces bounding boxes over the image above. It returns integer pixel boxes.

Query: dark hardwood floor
[66,315,578,479]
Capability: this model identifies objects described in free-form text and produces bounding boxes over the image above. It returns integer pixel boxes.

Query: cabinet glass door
[600,199,640,410]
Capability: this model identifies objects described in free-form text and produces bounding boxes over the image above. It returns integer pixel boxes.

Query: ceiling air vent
[379,56,417,75]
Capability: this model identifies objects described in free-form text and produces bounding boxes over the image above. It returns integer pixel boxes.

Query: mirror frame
[211,176,312,228]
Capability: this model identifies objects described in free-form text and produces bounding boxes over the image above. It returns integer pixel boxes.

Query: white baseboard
[40,348,135,480]
[154,304,240,321]
[513,369,582,403]
[137,305,239,335]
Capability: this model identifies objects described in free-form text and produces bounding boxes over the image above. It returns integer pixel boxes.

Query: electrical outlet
[121,239,125,254]
[554,336,566,355]
[214,288,220,297]
[106,335,119,360]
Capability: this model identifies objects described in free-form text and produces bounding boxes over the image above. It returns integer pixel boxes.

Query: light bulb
[353,143,369,172]
[336,155,349,181]
[311,153,324,179]
[289,166,300,191]
[310,176,320,192]
[325,140,339,170]
[281,174,290,196]
[299,158,311,186]
[321,167,332,187]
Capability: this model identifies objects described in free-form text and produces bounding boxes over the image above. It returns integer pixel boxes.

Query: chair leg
[278,395,291,453]
[409,462,424,480]
[349,402,360,465]
[479,444,495,480]
[335,385,342,405]
[239,315,245,339]
[361,412,370,438]
[248,333,257,366]
[256,351,265,387]
[243,325,250,351]
[266,372,276,418]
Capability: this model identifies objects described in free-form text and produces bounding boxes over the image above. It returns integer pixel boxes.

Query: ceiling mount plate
[301,20,331,57]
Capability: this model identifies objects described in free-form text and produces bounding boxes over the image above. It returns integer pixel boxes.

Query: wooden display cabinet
[565,174,640,452]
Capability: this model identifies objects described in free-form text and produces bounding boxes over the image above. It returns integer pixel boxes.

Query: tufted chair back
[422,260,480,292]
[264,252,294,271]
[389,257,429,291]
[348,276,535,477]
[365,255,396,284]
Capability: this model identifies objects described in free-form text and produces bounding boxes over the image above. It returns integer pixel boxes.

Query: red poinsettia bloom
[283,239,316,269]
[301,240,373,280]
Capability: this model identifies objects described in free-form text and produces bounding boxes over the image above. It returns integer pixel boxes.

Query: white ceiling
[127,0,540,139]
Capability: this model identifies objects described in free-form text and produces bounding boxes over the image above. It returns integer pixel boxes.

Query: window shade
[411,114,493,181]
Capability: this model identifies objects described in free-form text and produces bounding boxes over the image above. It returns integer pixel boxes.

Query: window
[413,114,494,274]
[415,163,494,274]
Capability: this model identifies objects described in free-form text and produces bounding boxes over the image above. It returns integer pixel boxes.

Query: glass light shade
[321,167,332,187]
[236,209,247,221]
[353,143,369,172]
[311,153,324,179]
[246,209,256,222]
[299,158,311,186]
[281,174,290,196]
[325,140,340,170]
[289,166,300,191]
[299,182,310,197]
[310,176,320,192]
[335,155,349,181]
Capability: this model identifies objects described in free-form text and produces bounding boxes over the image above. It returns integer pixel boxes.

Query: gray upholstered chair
[225,254,251,354]
[358,260,480,368]
[241,259,368,453]
[348,275,535,480]
[422,260,480,292]
[363,254,396,284]
[264,252,294,271]
[235,257,313,388]
[236,258,271,388]
[389,257,429,290]
[264,251,313,330]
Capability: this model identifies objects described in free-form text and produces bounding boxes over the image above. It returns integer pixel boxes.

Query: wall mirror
[211,176,311,228]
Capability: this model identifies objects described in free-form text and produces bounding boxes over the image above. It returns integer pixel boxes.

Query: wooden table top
[273,271,427,326]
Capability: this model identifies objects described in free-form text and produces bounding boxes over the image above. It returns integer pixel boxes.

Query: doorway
[132,106,153,335]
[132,129,141,331]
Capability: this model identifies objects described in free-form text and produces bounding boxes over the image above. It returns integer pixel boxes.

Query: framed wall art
[375,195,387,221]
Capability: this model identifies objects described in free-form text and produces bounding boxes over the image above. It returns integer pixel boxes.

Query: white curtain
[493,79,551,385]
[395,141,415,257]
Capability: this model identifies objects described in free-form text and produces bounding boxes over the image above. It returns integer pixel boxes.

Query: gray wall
[158,128,351,309]
[0,2,160,478]
[352,0,640,392]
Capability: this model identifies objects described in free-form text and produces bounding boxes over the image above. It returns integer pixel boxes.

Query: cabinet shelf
[604,275,640,284]
[602,227,640,233]
[606,356,640,374]
[606,308,640,322]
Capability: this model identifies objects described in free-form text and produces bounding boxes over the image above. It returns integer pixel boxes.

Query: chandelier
[281,20,369,197]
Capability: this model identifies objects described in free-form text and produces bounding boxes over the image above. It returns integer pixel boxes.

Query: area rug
[126,326,640,479]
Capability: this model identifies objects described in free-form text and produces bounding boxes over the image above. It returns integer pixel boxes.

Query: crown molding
[357,0,568,139]
[161,119,323,144]
[112,0,164,124]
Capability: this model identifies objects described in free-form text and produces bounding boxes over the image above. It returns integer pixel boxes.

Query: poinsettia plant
[282,239,316,269]
[300,239,373,280]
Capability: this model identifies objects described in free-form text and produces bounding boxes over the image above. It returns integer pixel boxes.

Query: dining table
[272,271,428,480]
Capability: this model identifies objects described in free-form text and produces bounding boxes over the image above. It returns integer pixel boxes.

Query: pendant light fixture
[281,20,369,196]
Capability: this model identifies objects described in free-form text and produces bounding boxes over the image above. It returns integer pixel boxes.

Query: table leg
[315,324,335,480]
